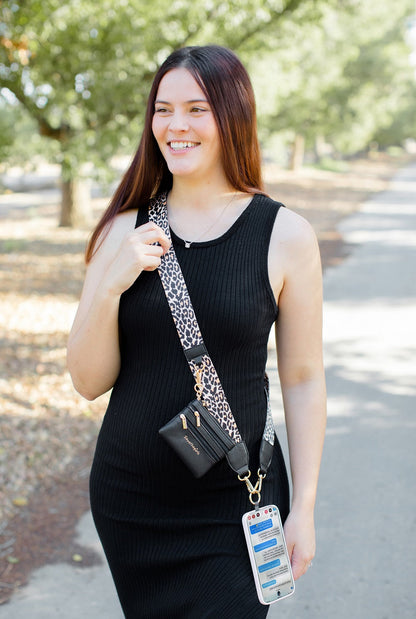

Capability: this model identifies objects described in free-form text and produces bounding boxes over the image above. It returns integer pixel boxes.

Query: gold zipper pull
[194,411,201,427]
[180,413,187,430]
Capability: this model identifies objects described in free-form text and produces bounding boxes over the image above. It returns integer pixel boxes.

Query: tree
[0,0,312,226]
[250,0,416,167]
[0,99,16,161]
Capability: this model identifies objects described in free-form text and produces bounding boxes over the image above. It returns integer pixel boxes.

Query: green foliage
[251,0,416,160]
[372,79,416,149]
[0,0,313,177]
[0,100,15,160]
[0,0,415,177]
[0,98,59,165]
[1,0,163,174]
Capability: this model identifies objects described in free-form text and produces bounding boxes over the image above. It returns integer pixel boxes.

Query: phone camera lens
[277,590,281,597]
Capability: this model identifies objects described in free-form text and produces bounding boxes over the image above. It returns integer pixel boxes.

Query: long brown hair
[86,45,264,262]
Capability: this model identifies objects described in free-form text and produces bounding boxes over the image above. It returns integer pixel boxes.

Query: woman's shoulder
[270,202,320,266]
[257,192,317,246]
[90,209,138,264]
[111,208,139,233]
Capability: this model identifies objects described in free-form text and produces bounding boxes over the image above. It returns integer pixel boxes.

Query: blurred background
[1,0,415,607]
[1,0,416,225]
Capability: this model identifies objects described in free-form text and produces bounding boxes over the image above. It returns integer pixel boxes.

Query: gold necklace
[170,192,239,249]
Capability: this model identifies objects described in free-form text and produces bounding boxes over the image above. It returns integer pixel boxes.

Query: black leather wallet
[159,399,248,478]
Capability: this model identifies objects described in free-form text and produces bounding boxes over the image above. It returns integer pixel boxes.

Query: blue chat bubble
[249,518,273,535]
[254,538,278,553]
[258,558,281,573]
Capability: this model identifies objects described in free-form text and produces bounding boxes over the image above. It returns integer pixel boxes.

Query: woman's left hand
[283,507,316,581]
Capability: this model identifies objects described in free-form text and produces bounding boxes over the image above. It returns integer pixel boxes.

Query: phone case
[242,504,295,605]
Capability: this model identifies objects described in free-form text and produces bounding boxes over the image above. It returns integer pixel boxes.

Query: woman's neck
[166,177,253,245]
[169,176,236,212]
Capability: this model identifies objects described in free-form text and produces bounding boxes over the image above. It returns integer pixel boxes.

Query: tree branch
[230,0,305,50]
[0,76,69,141]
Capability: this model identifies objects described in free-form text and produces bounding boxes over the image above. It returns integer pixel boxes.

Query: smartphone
[242,504,295,605]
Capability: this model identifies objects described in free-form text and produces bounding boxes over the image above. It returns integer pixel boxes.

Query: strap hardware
[184,343,208,365]
[194,363,205,402]
[238,468,267,506]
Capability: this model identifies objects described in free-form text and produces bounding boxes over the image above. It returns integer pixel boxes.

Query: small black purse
[150,194,275,503]
[159,398,249,478]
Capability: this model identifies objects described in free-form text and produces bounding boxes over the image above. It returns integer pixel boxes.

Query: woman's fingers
[290,546,314,580]
[134,222,171,254]
[104,223,171,294]
[283,509,316,581]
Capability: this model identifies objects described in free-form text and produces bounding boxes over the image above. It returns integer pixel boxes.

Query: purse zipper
[184,422,222,461]
[188,403,234,454]
[192,403,235,450]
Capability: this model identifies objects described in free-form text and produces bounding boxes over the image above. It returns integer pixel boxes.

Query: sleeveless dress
[89,193,290,618]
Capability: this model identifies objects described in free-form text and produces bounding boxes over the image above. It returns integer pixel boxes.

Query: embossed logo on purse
[183,435,200,455]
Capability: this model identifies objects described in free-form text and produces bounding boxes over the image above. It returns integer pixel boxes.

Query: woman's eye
[155,107,169,114]
[190,107,206,113]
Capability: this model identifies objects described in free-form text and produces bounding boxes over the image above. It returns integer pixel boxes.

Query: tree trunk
[289,134,305,171]
[59,175,92,228]
[314,135,331,162]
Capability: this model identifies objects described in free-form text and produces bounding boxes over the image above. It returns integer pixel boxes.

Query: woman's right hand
[67,218,171,400]
[104,221,171,297]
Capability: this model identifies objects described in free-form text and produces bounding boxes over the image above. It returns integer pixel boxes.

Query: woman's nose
[169,110,189,132]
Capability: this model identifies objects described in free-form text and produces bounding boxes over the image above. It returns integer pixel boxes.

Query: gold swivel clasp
[238,469,267,506]
[194,363,205,402]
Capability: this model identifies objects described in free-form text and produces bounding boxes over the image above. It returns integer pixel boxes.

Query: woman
[67,45,326,618]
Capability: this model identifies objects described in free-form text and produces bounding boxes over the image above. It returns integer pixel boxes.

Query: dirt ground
[0,153,411,603]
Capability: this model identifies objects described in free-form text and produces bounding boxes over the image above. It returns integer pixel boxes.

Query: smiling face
[151,68,225,184]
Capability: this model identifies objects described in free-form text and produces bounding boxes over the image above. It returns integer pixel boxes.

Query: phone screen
[242,505,295,604]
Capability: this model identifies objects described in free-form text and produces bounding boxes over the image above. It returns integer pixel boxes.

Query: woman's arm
[67,213,170,400]
[269,208,327,580]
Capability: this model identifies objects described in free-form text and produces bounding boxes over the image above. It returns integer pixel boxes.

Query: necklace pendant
[184,241,192,249]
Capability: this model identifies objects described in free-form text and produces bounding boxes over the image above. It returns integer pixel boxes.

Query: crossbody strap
[149,193,276,498]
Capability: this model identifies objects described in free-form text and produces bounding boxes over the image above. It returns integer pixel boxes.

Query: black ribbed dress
[89,194,290,618]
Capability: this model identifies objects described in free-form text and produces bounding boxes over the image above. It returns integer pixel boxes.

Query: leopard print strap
[149,193,275,448]
[263,374,275,446]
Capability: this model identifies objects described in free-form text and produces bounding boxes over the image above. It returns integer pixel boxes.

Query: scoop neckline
[169,193,261,249]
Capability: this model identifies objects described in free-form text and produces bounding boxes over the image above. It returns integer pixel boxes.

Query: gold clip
[194,411,201,427]
[194,363,205,401]
[238,469,267,506]
[180,413,187,430]
[238,470,254,492]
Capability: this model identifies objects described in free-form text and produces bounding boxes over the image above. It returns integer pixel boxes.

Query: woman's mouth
[168,141,200,151]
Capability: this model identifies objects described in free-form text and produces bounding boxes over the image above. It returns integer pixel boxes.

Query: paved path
[2,163,415,617]
[270,162,416,619]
